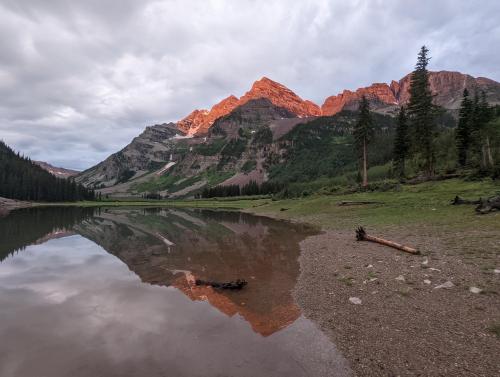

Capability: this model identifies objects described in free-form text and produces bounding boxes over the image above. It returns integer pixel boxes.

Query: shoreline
[0,197,32,215]
[2,179,499,375]
[238,180,500,376]
[290,228,499,376]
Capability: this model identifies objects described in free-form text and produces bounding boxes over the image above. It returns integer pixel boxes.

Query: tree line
[0,141,95,202]
[355,46,499,185]
[455,89,496,170]
[199,180,284,198]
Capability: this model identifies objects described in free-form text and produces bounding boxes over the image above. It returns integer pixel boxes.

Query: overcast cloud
[1,0,499,170]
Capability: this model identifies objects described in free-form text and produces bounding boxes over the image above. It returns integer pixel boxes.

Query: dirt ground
[293,228,500,377]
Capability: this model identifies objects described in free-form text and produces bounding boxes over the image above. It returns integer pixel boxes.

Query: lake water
[0,207,351,377]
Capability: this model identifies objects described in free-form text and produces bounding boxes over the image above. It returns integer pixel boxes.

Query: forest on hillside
[0,141,95,202]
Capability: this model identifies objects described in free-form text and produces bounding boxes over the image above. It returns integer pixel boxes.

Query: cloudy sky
[1,0,499,170]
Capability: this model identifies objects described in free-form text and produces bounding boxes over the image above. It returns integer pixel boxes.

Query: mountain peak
[240,77,321,118]
[177,78,321,135]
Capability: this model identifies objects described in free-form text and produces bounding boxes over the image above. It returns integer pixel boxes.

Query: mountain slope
[75,122,184,188]
[34,161,79,178]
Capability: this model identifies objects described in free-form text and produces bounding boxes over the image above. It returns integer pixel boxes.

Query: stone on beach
[434,281,454,289]
[349,297,362,305]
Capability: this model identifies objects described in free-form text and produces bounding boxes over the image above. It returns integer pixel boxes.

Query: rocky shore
[0,197,32,215]
[293,228,500,376]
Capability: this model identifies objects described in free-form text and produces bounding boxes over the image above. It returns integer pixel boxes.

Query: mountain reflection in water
[0,207,351,377]
[74,207,316,336]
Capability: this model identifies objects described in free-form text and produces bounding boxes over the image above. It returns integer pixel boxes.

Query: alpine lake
[0,206,352,377]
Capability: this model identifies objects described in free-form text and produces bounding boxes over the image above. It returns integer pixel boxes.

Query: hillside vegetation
[0,141,95,202]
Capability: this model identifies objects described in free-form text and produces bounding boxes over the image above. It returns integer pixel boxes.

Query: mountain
[76,122,184,188]
[322,71,500,116]
[177,77,321,136]
[0,141,94,202]
[76,71,500,196]
[178,71,500,136]
[34,161,79,178]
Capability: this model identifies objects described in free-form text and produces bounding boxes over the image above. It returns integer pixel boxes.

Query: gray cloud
[0,0,499,169]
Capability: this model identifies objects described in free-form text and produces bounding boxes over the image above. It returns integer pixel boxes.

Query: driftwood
[356,227,419,255]
[406,173,462,185]
[475,196,500,214]
[338,201,383,206]
[195,279,248,290]
[450,196,480,205]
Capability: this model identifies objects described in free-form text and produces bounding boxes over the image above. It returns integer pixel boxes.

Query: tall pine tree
[455,88,473,167]
[354,95,374,187]
[393,107,410,178]
[407,46,437,176]
[477,91,494,168]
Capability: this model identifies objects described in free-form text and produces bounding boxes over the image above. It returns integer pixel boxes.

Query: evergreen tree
[455,88,473,167]
[0,141,95,202]
[468,91,494,168]
[353,95,374,187]
[477,91,495,168]
[393,107,410,178]
[407,46,437,176]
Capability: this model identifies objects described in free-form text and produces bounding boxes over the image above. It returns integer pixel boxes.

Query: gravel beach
[293,229,500,376]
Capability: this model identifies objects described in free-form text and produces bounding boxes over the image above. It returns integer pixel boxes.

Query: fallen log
[195,279,248,290]
[338,201,384,206]
[450,195,480,205]
[475,196,500,214]
[355,227,419,255]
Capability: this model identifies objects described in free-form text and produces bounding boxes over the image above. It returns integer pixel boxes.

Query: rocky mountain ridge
[178,71,500,135]
[34,161,79,178]
[321,71,500,115]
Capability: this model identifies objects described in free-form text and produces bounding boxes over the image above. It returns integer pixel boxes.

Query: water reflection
[0,207,351,377]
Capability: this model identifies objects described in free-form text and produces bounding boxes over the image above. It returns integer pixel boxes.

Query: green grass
[193,139,226,156]
[131,174,181,192]
[34,197,270,210]
[250,178,500,231]
[33,179,499,232]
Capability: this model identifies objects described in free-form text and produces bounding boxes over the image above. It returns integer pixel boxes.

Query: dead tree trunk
[356,227,419,255]
[338,201,383,206]
[475,196,500,214]
[451,196,481,205]
[362,139,368,187]
[486,136,495,167]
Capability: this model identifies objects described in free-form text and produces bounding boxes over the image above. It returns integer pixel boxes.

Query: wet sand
[293,229,500,376]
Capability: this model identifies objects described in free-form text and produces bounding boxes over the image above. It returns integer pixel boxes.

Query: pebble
[395,275,405,282]
[434,281,454,289]
[422,258,429,266]
[494,269,500,274]
[469,287,482,294]
[423,279,431,285]
[366,264,373,268]
[349,297,362,305]
[429,268,441,272]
